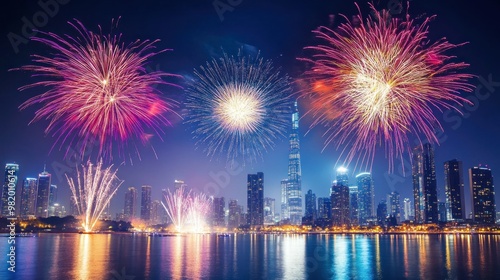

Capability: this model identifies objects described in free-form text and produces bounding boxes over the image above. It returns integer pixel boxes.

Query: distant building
[349,186,359,225]
[280,179,289,222]
[141,185,152,221]
[387,191,401,224]
[174,180,187,190]
[377,201,388,226]
[228,199,243,229]
[48,203,66,218]
[264,197,276,225]
[20,177,37,218]
[403,198,413,221]
[150,200,162,225]
[444,159,466,221]
[438,201,447,222]
[331,183,350,226]
[469,166,496,224]
[412,144,438,223]
[357,172,374,225]
[317,197,332,227]
[36,169,51,218]
[213,197,226,227]
[247,172,264,226]
[1,163,19,217]
[124,187,137,221]
[304,190,316,225]
[49,184,57,206]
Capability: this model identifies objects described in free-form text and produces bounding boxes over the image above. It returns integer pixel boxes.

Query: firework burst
[185,51,292,162]
[16,19,179,161]
[300,3,474,171]
[67,160,123,232]
[161,186,212,233]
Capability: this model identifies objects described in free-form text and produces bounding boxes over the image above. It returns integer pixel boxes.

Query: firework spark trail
[66,160,123,232]
[161,186,212,233]
[185,51,292,163]
[16,19,179,162]
[300,3,474,171]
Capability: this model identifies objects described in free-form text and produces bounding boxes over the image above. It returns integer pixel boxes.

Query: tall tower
[287,101,302,225]
[357,172,374,225]
[469,166,496,224]
[1,163,19,217]
[444,159,466,221]
[213,197,226,227]
[21,177,38,217]
[36,167,51,218]
[412,143,438,223]
[141,185,152,221]
[124,187,137,221]
[387,191,401,224]
[247,172,264,227]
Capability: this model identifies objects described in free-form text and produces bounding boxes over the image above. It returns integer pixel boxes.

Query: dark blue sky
[1,0,499,217]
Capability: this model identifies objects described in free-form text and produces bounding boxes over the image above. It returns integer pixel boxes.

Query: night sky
[1,0,499,217]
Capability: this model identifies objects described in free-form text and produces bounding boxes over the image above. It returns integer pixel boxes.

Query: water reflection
[0,233,499,279]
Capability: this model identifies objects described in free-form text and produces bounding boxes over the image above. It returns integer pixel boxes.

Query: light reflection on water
[0,233,499,279]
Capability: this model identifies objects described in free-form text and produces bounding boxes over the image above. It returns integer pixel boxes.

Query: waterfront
[1,233,499,279]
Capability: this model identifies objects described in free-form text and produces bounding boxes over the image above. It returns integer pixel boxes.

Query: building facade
[124,187,137,221]
[141,185,152,221]
[247,172,264,226]
[412,144,438,223]
[1,163,19,217]
[469,166,496,224]
[357,172,374,225]
[444,159,466,221]
[286,101,302,225]
[36,170,51,218]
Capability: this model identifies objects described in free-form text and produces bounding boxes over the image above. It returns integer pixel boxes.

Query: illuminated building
[412,143,438,223]
[141,185,152,221]
[286,101,302,225]
[124,187,137,221]
[36,168,51,218]
[444,159,466,221]
[247,172,264,226]
[1,163,19,217]
[469,166,496,224]
[357,172,374,225]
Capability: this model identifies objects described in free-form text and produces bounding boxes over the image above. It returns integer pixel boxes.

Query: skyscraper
[304,190,317,222]
[20,177,37,217]
[1,163,19,217]
[49,184,58,206]
[349,185,359,225]
[412,143,438,223]
[150,200,162,225]
[213,197,226,227]
[377,200,388,226]
[141,185,152,221]
[36,169,51,218]
[444,159,466,221]
[124,187,137,221]
[469,166,496,224]
[247,172,264,226]
[403,198,413,221]
[228,199,242,229]
[264,197,276,225]
[286,101,302,225]
[357,172,374,225]
[280,179,289,222]
[174,180,186,190]
[387,191,401,224]
[317,197,332,226]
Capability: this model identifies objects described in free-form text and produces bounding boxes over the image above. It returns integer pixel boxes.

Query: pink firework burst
[300,3,474,171]
[16,19,179,161]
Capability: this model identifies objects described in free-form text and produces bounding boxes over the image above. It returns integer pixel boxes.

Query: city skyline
[0,0,499,222]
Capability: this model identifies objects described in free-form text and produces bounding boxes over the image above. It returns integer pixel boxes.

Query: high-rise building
[247,172,264,226]
[228,199,243,229]
[349,185,359,225]
[317,197,332,226]
[150,200,162,225]
[412,143,438,223]
[280,179,289,222]
[174,180,186,190]
[438,201,447,222]
[1,163,19,217]
[331,182,350,226]
[403,198,413,221]
[213,197,226,227]
[357,172,374,225]
[387,191,401,224]
[36,169,52,218]
[469,166,496,224]
[49,184,57,206]
[377,200,388,226]
[20,177,37,218]
[286,101,302,225]
[141,185,152,221]
[124,187,137,221]
[48,203,66,218]
[304,190,317,222]
[264,197,276,225]
[444,159,466,221]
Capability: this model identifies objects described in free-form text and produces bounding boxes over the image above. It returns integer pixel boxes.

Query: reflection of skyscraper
[124,187,137,221]
[141,185,152,221]
[247,172,264,226]
[1,163,19,217]
[444,159,466,221]
[264,197,276,225]
[21,177,37,217]
[469,166,496,224]
[412,144,438,223]
[387,191,401,224]
[213,197,226,227]
[287,101,302,225]
[36,169,51,218]
[357,172,374,225]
